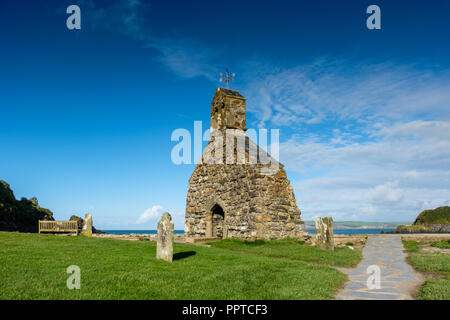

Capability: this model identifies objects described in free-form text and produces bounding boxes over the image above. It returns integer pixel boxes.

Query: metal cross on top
[219,68,236,88]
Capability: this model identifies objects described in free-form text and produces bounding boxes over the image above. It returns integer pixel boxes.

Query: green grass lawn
[208,238,362,268]
[0,232,359,300]
[403,240,420,252]
[403,240,450,300]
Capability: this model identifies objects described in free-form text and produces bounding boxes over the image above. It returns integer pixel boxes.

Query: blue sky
[1,0,449,229]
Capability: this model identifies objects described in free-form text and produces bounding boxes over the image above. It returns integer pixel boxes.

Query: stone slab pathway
[336,235,424,300]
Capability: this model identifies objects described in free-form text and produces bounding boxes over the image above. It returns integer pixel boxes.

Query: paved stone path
[337,235,423,300]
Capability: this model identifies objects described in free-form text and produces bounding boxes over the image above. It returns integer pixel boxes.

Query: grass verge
[402,240,450,300]
[403,240,420,252]
[430,240,450,249]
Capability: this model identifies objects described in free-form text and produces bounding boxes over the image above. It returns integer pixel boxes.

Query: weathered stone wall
[211,88,246,131]
[185,145,304,240]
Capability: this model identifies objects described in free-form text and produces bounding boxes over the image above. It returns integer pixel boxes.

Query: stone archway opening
[211,204,225,238]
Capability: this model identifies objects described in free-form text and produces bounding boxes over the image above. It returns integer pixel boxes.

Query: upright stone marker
[81,213,92,237]
[157,212,174,263]
[315,217,334,250]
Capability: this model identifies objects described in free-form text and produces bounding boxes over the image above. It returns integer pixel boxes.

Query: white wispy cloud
[149,38,219,80]
[75,0,148,39]
[136,206,185,227]
[136,205,163,224]
[243,61,450,127]
[74,0,218,80]
[365,181,405,204]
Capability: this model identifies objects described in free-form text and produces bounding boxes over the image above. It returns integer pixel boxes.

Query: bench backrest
[39,220,78,233]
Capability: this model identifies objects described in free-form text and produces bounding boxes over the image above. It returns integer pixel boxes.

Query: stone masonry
[185,88,306,240]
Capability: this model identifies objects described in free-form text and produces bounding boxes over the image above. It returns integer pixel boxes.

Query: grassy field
[208,239,361,268]
[403,240,450,300]
[0,232,360,300]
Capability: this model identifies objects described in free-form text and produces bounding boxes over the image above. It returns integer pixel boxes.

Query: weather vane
[219,68,235,88]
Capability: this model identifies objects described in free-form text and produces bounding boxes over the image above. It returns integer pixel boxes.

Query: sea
[103,228,395,235]
[105,230,185,235]
[305,228,395,235]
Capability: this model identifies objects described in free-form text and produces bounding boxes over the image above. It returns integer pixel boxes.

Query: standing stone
[315,217,334,250]
[156,212,174,263]
[81,213,92,237]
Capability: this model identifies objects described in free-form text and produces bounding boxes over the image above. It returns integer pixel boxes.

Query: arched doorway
[211,204,225,238]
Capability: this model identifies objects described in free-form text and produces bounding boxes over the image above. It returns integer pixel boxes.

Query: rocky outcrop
[391,206,450,234]
[0,180,54,233]
[69,215,84,233]
[391,224,450,234]
[413,206,450,225]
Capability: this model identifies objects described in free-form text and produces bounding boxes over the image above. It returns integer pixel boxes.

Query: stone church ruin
[185,87,306,240]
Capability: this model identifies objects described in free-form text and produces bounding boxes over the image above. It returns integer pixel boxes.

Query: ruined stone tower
[210,87,246,131]
[185,88,305,240]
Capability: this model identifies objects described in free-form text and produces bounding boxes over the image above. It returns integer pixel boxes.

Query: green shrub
[413,206,450,225]
[0,180,53,233]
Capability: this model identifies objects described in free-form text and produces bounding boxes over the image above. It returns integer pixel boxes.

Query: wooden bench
[38,220,78,234]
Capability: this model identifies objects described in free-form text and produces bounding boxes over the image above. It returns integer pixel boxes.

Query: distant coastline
[303,221,410,230]
[305,228,396,235]
[103,227,398,236]
[104,230,185,235]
